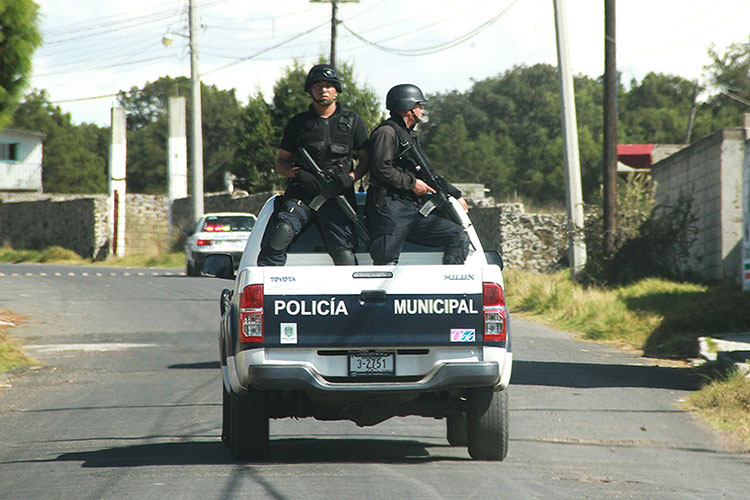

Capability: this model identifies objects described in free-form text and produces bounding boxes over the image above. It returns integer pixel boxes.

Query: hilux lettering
[444,274,475,281]
[274,298,349,316]
[394,298,478,315]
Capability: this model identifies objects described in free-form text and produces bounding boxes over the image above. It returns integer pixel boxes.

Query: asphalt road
[0,263,748,499]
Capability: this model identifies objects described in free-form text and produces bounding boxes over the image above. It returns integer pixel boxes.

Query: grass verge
[0,245,184,268]
[0,312,33,374]
[685,369,750,449]
[504,268,750,450]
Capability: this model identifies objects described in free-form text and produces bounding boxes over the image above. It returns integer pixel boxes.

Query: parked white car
[184,212,256,276]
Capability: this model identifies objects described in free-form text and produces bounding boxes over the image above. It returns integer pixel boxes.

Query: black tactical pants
[366,195,467,265]
[257,195,357,267]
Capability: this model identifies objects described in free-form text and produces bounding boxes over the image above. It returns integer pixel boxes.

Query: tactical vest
[296,106,357,173]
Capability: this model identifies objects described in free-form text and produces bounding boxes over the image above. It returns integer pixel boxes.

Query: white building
[0,128,45,192]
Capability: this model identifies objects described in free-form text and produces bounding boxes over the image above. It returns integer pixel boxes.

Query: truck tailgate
[259,265,484,348]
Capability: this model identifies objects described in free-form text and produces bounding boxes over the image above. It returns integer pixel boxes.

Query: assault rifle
[397,139,465,227]
[297,147,370,245]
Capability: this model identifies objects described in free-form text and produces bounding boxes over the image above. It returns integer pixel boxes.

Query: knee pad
[443,231,470,265]
[331,248,357,266]
[267,220,296,252]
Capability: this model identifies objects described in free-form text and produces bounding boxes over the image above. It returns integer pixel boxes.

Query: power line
[201,20,329,76]
[341,0,519,57]
[51,93,121,104]
[31,0,519,107]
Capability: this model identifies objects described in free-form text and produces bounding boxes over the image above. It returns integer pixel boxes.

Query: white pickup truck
[205,193,512,461]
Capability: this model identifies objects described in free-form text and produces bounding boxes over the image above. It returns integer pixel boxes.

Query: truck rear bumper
[246,361,501,392]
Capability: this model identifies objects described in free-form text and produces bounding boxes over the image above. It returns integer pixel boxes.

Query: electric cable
[341,0,519,57]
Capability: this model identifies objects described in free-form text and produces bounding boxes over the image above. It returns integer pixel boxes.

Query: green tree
[235,92,278,192]
[0,0,42,128]
[11,89,108,193]
[619,73,697,143]
[118,76,244,193]
[705,38,750,116]
[421,64,603,206]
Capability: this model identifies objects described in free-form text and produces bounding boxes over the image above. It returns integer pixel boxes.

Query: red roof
[618,144,654,169]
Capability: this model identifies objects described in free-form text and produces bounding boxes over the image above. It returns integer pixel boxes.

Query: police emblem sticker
[450,329,476,342]
[280,323,298,344]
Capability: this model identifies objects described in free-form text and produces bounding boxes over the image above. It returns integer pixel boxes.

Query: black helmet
[386,84,428,111]
[304,64,342,93]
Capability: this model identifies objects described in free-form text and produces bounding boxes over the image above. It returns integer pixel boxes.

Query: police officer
[366,83,469,265]
[257,64,370,266]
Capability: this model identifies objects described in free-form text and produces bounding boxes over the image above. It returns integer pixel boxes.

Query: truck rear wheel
[446,413,468,446]
[229,388,269,460]
[467,387,508,461]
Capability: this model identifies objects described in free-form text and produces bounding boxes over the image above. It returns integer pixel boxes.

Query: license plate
[348,351,395,377]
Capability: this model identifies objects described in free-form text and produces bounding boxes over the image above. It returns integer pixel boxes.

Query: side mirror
[204,254,235,280]
[484,250,504,270]
[220,288,233,315]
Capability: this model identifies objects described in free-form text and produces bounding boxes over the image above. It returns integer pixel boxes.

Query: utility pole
[685,81,698,144]
[188,0,204,224]
[553,0,587,279]
[603,0,618,255]
[167,96,188,230]
[108,107,127,257]
[330,0,338,67]
[311,0,358,67]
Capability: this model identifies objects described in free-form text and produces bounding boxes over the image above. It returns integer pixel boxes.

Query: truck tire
[221,383,230,447]
[446,413,468,446]
[467,387,508,461]
[229,388,269,460]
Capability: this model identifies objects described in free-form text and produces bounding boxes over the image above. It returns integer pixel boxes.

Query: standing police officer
[365,83,470,265]
[257,64,370,266]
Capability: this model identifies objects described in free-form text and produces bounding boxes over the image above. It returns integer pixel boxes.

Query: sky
[28,0,750,127]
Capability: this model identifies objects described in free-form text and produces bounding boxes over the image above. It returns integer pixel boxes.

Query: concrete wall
[743,138,750,291]
[652,129,745,281]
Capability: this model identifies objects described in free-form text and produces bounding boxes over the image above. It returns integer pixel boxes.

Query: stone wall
[170,191,276,232]
[125,194,171,255]
[0,190,569,271]
[495,204,569,271]
[0,195,107,258]
[468,203,568,271]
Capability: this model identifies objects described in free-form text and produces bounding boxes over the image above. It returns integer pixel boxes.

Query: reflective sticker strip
[280,323,298,344]
[450,329,476,342]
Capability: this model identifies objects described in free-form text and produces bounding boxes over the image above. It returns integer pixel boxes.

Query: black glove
[334,172,354,192]
[296,170,322,197]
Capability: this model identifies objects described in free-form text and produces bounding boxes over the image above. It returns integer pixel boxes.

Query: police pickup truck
[205,193,512,461]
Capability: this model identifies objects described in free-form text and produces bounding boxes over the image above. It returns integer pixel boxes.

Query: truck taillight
[239,284,263,343]
[483,282,507,342]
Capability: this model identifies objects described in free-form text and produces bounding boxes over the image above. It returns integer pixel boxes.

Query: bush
[582,176,697,286]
